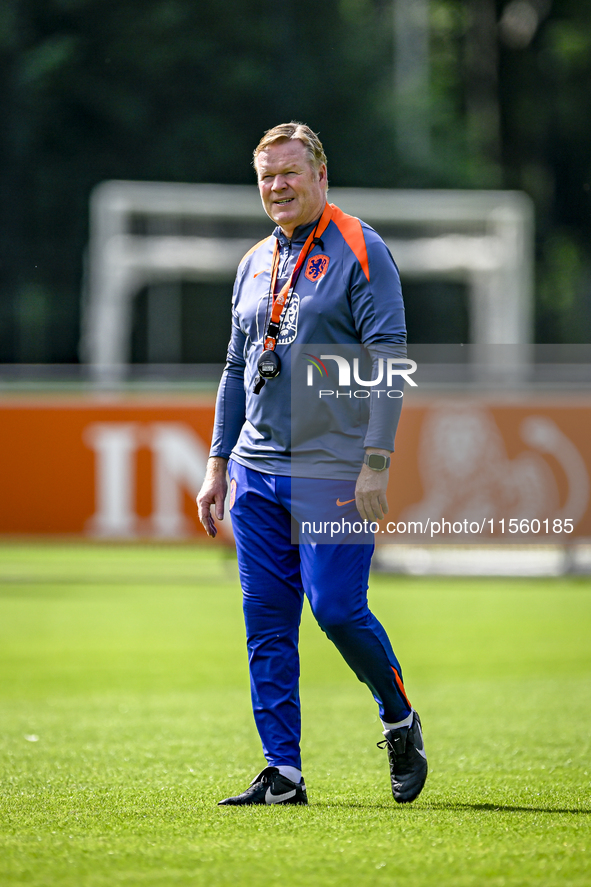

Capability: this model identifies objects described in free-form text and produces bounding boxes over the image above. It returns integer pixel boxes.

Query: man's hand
[355,448,391,522]
[197,457,229,538]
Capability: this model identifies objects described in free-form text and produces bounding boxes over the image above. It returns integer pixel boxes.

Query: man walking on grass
[197,122,427,806]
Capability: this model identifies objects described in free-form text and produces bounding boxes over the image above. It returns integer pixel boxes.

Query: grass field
[0,543,590,887]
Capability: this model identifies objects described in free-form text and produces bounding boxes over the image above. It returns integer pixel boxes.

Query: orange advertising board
[1,394,590,542]
[0,397,223,540]
[379,395,591,543]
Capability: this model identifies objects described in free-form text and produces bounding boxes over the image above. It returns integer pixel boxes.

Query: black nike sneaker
[377,710,428,803]
[218,766,308,806]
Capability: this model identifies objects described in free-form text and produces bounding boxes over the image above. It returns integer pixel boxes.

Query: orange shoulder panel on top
[329,204,370,282]
[239,235,273,265]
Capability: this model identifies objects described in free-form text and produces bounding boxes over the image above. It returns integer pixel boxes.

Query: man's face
[256,139,327,238]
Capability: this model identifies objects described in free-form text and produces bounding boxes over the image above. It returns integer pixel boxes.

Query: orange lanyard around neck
[263,202,333,352]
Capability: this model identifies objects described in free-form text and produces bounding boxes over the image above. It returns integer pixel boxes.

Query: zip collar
[273,218,319,247]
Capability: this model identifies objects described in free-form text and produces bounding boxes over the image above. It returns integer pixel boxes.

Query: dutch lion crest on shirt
[305,254,330,281]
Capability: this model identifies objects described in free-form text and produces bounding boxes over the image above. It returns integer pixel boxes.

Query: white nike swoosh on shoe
[265,787,297,804]
[414,731,427,760]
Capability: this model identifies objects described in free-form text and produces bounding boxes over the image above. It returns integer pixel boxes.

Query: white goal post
[81,181,534,383]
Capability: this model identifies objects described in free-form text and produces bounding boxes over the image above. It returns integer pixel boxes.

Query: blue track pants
[228,459,412,770]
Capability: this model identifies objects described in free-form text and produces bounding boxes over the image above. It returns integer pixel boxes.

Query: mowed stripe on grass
[0,543,590,887]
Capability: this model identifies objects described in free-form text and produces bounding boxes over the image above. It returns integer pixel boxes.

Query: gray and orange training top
[210,203,407,480]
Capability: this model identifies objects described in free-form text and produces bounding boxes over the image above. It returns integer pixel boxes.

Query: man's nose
[271,175,287,191]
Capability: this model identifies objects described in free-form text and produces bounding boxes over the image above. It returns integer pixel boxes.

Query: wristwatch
[363,453,391,471]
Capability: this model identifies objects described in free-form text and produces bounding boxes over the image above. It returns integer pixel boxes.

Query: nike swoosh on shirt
[265,787,297,804]
[253,268,270,278]
[336,498,356,507]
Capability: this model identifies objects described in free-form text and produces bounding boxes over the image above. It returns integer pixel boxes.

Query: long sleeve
[209,297,247,459]
[210,367,247,459]
[363,343,406,452]
[348,235,407,452]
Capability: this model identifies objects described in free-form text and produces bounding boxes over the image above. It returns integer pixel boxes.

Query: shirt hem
[229,451,361,481]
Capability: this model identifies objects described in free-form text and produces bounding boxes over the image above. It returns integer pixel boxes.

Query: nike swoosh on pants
[336,498,355,506]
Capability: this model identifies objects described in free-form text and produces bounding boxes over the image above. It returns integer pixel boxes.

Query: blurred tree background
[1,0,590,363]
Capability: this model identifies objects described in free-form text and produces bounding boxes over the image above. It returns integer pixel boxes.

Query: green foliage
[2,0,591,359]
[0,543,590,886]
[537,231,588,342]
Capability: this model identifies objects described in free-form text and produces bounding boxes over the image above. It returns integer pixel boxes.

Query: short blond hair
[253,122,328,180]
